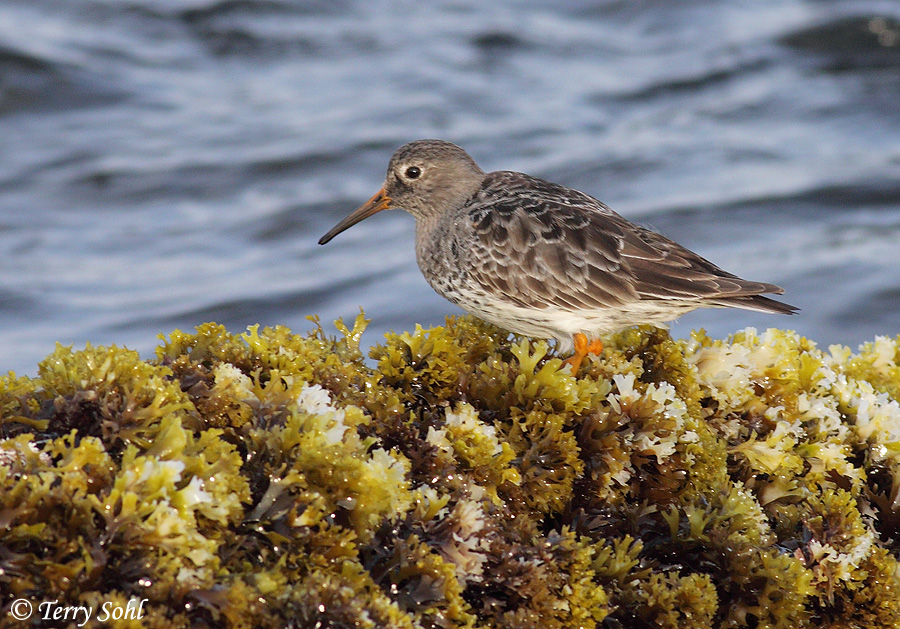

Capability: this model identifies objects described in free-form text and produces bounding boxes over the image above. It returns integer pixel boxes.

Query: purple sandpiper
[319,140,797,371]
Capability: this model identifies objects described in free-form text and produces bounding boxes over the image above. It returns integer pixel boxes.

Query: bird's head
[319,139,485,244]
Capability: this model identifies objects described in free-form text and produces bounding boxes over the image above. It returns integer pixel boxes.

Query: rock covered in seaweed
[1,314,899,628]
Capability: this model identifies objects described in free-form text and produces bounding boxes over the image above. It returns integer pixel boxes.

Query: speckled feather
[320,140,797,352]
[461,171,790,311]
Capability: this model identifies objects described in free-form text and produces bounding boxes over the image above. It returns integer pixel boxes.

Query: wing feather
[462,171,794,314]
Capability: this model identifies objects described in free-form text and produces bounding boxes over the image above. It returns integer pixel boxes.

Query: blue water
[1,0,899,376]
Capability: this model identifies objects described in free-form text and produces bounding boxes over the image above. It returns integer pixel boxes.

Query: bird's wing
[620,223,785,300]
[464,171,785,311]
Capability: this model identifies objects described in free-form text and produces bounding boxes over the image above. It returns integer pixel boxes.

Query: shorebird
[319,140,796,372]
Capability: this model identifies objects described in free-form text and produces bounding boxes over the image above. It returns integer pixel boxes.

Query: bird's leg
[562,333,603,372]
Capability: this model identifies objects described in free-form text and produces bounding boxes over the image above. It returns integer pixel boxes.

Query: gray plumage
[319,139,796,352]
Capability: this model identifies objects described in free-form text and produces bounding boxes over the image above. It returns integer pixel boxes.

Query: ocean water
[1,0,899,376]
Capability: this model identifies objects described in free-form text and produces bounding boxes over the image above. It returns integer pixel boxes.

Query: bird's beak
[318,188,393,245]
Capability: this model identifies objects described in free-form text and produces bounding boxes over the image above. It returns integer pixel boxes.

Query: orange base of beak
[319,188,393,245]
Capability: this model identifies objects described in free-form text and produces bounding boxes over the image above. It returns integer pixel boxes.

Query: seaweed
[1,319,899,627]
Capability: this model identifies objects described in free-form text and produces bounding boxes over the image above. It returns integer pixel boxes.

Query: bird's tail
[712,294,799,315]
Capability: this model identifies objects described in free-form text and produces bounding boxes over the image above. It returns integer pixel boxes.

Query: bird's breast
[414,220,469,302]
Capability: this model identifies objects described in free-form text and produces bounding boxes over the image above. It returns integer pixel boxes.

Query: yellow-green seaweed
[2,315,900,628]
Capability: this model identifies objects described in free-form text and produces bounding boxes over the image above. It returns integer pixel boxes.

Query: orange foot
[562,333,604,373]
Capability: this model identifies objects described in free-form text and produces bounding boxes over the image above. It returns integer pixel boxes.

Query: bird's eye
[404,166,421,179]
